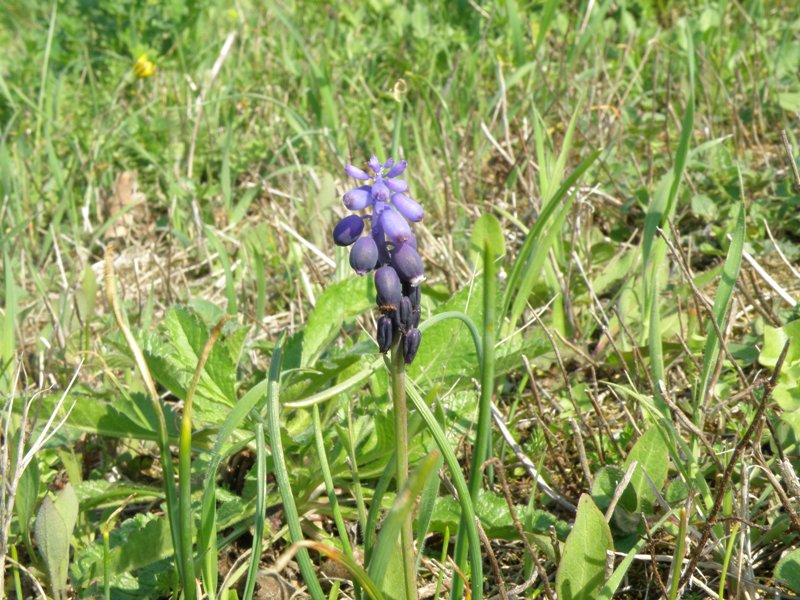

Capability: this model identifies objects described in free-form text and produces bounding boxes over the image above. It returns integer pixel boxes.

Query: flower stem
[391,344,417,600]
[178,316,228,600]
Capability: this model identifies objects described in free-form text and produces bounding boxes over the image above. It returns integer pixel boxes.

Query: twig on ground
[484,457,555,600]
[490,403,576,513]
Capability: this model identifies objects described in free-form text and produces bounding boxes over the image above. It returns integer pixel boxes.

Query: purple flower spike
[391,193,424,222]
[380,209,412,244]
[332,153,425,360]
[333,215,365,246]
[346,164,371,180]
[391,243,424,286]
[386,160,407,178]
[368,155,382,173]
[386,178,409,193]
[344,186,372,210]
[375,265,402,310]
[377,315,393,353]
[403,328,421,364]
[350,236,378,275]
[371,179,391,202]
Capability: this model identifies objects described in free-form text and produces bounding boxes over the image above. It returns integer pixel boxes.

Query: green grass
[3,0,800,598]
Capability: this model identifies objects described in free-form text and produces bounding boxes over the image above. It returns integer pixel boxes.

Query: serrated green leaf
[143,305,248,425]
[556,494,614,600]
[72,512,174,583]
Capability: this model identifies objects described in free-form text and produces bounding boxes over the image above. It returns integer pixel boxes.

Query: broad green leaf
[470,213,505,258]
[15,458,39,543]
[591,466,635,514]
[624,427,670,513]
[411,280,483,381]
[429,491,570,540]
[294,275,375,368]
[776,547,800,592]
[555,494,614,600]
[759,320,800,369]
[35,483,78,600]
[778,92,800,112]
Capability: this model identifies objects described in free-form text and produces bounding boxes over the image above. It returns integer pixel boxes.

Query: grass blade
[368,452,440,592]
[695,197,746,419]
[264,336,325,600]
[501,150,600,332]
[242,422,267,600]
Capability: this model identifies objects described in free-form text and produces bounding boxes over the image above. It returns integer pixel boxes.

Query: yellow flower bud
[133,54,156,78]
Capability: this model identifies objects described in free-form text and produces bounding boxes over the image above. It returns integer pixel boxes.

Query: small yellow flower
[133,54,156,78]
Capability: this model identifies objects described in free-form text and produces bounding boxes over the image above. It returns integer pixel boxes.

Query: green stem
[178,408,196,599]
[178,317,227,600]
[668,507,688,600]
[391,345,417,600]
[452,241,496,600]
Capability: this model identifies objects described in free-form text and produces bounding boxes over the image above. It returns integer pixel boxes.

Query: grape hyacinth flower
[333,155,424,364]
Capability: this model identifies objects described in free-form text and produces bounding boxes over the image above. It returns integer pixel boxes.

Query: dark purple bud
[377,315,393,353]
[403,328,421,364]
[398,296,412,331]
[371,220,391,266]
[391,193,424,222]
[349,236,378,275]
[333,215,365,246]
[380,209,412,244]
[386,160,407,178]
[375,265,402,310]
[403,283,421,309]
[391,243,425,286]
[411,307,421,328]
[345,164,371,180]
[385,178,409,193]
[343,186,372,210]
[371,179,391,202]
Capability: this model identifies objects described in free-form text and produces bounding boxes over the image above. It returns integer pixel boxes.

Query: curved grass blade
[404,383,483,600]
[265,336,325,600]
[296,541,385,600]
[695,198,745,420]
[501,150,600,332]
[198,379,269,595]
[242,423,267,600]
[368,452,440,593]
